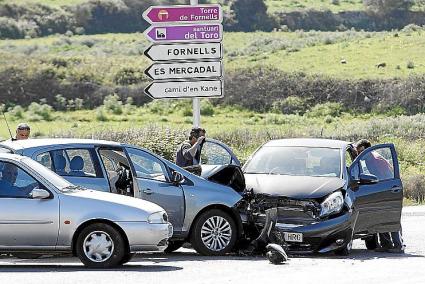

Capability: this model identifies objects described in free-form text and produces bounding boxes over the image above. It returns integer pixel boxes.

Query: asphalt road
[1,206,424,284]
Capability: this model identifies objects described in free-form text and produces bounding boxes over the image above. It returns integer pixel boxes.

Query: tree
[363,0,414,15]
[230,0,276,32]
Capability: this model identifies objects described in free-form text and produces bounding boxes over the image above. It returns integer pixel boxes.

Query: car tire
[76,223,126,268]
[335,239,353,256]
[119,253,135,265]
[190,209,237,256]
[365,235,378,250]
[164,240,185,253]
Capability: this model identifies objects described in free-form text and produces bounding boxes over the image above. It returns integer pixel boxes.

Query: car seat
[70,156,85,177]
[53,155,67,176]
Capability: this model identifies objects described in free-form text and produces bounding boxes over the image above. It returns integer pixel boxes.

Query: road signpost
[143,0,223,127]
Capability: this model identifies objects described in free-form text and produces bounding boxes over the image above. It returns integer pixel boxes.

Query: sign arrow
[145,61,222,80]
[144,80,223,99]
[144,43,222,62]
[143,24,222,43]
[142,5,222,25]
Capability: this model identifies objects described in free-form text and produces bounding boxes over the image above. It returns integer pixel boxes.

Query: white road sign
[144,80,223,99]
[144,43,222,61]
[145,61,222,80]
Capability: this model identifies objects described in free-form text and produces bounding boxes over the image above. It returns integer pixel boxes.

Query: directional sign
[144,43,222,62]
[145,80,223,99]
[145,61,222,80]
[142,5,222,25]
[144,24,222,43]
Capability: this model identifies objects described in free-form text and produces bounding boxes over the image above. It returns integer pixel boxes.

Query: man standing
[15,123,31,140]
[355,139,405,253]
[175,127,206,169]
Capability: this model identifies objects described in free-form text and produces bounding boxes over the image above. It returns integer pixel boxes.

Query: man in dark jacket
[175,127,206,169]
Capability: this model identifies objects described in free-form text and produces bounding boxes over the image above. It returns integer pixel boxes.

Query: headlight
[148,211,168,224]
[320,191,344,217]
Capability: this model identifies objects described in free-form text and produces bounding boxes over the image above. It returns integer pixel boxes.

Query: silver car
[0,138,244,255]
[0,153,172,268]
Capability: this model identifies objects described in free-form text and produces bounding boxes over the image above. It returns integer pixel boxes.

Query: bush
[404,175,425,203]
[113,67,145,85]
[27,102,53,121]
[272,96,307,115]
[8,105,25,119]
[95,107,108,121]
[0,17,23,39]
[363,0,413,16]
[306,102,344,117]
[201,100,215,116]
[102,94,123,115]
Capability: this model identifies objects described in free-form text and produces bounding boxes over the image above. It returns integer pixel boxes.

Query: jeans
[378,229,404,248]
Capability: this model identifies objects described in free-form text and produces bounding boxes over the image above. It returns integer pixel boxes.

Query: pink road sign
[144,24,222,43]
[142,5,222,24]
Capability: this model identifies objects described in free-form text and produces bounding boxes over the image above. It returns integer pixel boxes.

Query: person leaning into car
[175,127,206,169]
[356,139,405,253]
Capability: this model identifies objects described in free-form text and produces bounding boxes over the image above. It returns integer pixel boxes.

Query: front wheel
[76,223,126,268]
[190,209,237,256]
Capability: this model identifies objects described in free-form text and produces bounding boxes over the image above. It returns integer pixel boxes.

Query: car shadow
[289,248,424,261]
[139,251,267,263]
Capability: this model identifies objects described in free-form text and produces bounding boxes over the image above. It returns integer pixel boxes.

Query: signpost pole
[190,0,201,127]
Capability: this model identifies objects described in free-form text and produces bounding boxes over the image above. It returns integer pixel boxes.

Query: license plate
[284,232,303,242]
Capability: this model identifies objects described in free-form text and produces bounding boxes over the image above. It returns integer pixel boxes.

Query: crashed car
[0,138,244,256]
[240,138,403,255]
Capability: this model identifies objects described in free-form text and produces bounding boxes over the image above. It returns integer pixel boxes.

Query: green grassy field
[1,28,424,79]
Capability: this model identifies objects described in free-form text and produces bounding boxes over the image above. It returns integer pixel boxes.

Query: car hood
[63,189,165,214]
[202,164,246,193]
[244,174,345,199]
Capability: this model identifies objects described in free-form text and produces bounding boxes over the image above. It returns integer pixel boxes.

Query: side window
[359,147,394,181]
[201,141,232,166]
[0,161,42,198]
[50,149,99,178]
[36,152,53,169]
[126,148,167,181]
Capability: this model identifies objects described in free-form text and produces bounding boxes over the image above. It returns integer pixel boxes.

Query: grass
[1,28,424,79]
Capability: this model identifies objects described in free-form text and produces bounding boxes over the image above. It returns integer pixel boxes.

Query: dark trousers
[379,229,404,248]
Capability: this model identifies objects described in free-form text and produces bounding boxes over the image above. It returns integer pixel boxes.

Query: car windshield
[21,157,75,192]
[244,146,341,177]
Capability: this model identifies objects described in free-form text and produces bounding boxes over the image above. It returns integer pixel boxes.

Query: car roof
[0,138,122,151]
[0,152,26,161]
[264,138,351,149]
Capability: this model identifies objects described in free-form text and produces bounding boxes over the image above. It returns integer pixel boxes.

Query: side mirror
[359,173,379,185]
[171,171,184,184]
[30,188,51,199]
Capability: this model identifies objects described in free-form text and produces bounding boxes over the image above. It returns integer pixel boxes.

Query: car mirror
[30,187,51,199]
[359,173,379,185]
[171,171,184,184]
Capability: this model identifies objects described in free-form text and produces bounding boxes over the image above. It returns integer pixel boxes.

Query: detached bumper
[274,212,355,254]
[116,221,173,253]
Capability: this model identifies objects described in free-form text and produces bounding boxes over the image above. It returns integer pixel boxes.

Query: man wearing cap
[175,127,206,169]
[15,123,31,140]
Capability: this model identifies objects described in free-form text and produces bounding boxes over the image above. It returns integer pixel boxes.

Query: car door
[349,144,403,234]
[0,160,59,247]
[34,147,111,192]
[125,147,185,232]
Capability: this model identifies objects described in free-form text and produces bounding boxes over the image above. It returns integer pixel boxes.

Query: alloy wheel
[200,216,232,252]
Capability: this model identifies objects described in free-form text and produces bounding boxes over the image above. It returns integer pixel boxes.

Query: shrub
[113,67,145,85]
[407,61,415,69]
[8,105,25,119]
[201,100,215,116]
[0,17,23,39]
[272,96,307,115]
[95,107,108,121]
[404,175,425,203]
[102,94,123,115]
[27,102,53,121]
[306,102,343,118]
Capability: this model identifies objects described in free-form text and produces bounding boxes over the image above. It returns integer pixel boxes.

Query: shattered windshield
[244,146,341,177]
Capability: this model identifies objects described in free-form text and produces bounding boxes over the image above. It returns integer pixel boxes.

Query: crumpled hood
[244,174,345,199]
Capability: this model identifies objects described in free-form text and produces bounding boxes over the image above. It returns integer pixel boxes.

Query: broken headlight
[320,191,344,218]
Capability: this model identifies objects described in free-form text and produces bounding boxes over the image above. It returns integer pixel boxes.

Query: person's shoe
[387,246,405,254]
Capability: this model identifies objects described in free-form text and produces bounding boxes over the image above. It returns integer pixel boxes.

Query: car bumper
[273,211,355,254]
[116,221,173,253]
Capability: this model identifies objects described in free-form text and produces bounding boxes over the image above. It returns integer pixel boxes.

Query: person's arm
[182,137,205,159]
